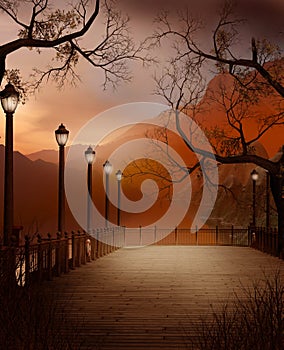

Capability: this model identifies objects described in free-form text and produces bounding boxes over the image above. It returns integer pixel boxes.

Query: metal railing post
[37,234,43,283]
[216,226,219,245]
[123,227,125,247]
[64,232,69,273]
[91,231,96,261]
[24,235,30,287]
[97,229,101,258]
[82,232,87,265]
[71,231,76,269]
[77,231,82,267]
[56,232,61,276]
[47,233,53,281]
[112,227,115,251]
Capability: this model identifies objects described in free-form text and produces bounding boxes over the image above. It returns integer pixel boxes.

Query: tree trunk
[278,198,284,258]
[0,55,6,85]
[270,173,284,257]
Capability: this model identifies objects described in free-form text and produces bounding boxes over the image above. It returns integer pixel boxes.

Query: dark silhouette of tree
[150,0,284,256]
[0,0,150,96]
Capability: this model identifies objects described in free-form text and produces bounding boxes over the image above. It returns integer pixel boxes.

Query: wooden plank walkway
[46,246,284,349]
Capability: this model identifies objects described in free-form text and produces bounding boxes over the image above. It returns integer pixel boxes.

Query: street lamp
[103,160,113,227]
[55,123,69,234]
[251,169,259,227]
[85,146,96,233]
[116,170,123,226]
[265,171,270,230]
[0,83,19,245]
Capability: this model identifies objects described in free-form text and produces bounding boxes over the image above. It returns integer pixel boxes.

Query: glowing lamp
[85,146,96,165]
[55,123,69,147]
[103,160,113,175]
[1,83,19,113]
[251,169,259,181]
[116,170,123,181]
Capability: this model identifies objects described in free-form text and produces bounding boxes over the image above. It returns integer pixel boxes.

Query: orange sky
[0,0,284,155]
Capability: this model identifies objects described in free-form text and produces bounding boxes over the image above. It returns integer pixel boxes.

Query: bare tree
[150,0,284,256]
[0,0,150,97]
[152,0,284,97]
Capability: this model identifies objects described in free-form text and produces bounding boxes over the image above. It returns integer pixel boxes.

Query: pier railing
[0,225,281,287]
[124,226,281,259]
[123,226,249,247]
[0,227,125,287]
[250,226,279,257]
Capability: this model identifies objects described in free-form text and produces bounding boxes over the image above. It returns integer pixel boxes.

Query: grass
[187,270,284,350]
[0,249,87,349]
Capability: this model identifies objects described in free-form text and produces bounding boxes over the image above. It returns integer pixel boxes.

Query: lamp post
[116,170,123,226]
[55,123,69,234]
[0,83,19,246]
[103,160,113,227]
[265,171,270,230]
[85,146,96,233]
[280,148,284,256]
[251,169,259,228]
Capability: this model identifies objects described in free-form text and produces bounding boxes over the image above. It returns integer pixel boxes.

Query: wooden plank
[46,246,284,349]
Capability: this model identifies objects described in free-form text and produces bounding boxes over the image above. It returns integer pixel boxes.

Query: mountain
[27,149,58,164]
[0,145,81,242]
[20,129,277,233]
[0,141,275,244]
[5,66,281,237]
[210,145,270,227]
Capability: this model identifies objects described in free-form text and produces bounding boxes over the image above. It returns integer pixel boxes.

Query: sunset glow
[0,0,283,155]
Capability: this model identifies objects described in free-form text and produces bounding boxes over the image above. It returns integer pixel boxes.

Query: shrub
[0,249,84,349]
[188,271,284,350]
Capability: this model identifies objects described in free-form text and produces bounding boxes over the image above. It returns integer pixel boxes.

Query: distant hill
[0,65,281,240]
[0,145,81,241]
[0,141,276,244]
[21,124,278,233]
[27,149,58,164]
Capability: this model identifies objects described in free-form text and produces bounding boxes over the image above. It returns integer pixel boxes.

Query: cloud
[119,0,284,34]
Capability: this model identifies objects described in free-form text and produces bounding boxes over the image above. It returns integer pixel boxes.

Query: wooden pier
[46,245,284,349]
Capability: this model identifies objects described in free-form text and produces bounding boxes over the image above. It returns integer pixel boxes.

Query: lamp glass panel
[104,161,113,175]
[1,95,18,113]
[56,132,68,146]
[116,171,122,181]
[85,151,95,164]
